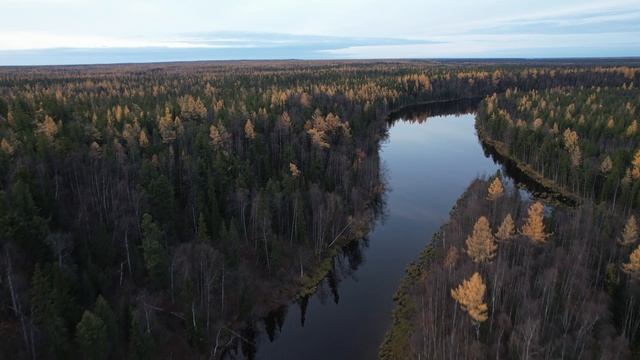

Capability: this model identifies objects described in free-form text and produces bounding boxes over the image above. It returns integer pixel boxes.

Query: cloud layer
[1,0,639,64]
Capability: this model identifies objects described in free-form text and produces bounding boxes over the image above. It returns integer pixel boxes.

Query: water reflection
[243,98,563,360]
[480,140,578,207]
[386,97,481,124]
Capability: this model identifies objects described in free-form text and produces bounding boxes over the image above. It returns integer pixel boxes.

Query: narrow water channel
[250,108,508,359]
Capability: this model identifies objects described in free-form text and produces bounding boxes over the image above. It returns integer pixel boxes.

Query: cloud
[0,31,437,51]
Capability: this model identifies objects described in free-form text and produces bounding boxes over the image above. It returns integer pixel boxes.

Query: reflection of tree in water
[387,98,481,125]
[263,305,287,342]
[480,139,577,207]
[298,296,309,327]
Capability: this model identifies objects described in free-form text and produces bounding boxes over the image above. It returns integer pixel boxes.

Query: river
[245,103,520,359]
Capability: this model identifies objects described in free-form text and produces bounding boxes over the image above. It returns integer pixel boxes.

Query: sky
[1,0,639,65]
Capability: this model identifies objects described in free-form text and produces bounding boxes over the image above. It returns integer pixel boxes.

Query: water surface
[252,111,503,359]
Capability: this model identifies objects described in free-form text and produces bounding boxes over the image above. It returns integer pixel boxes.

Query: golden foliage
[532,118,543,129]
[138,129,149,147]
[451,272,488,323]
[631,150,640,180]
[465,216,497,263]
[158,106,176,143]
[626,120,638,137]
[607,117,615,129]
[619,215,638,246]
[521,202,549,244]
[278,112,291,129]
[496,214,515,241]
[36,115,59,141]
[89,141,102,158]
[563,128,581,167]
[209,122,230,151]
[487,177,504,201]
[178,95,207,120]
[623,245,640,279]
[289,162,301,177]
[244,119,256,140]
[443,247,459,268]
[1,138,14,155]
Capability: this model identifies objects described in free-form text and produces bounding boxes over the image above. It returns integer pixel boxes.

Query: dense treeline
[477,84,640,211]
[381,177,640,359]
[0,60,639,358]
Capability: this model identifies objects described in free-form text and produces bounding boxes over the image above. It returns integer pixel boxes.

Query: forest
[1,60,640,359]
[381,65,640,359]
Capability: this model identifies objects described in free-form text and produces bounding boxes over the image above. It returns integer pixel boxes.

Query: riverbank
[475,124,581,207]
[378,187,470,359]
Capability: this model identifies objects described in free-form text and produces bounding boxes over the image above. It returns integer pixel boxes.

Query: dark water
[245,106,507,359]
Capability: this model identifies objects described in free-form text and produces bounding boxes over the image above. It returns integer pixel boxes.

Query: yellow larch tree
[1,138,14,155]
[496,214,515,241]
[622,245,640,279]
[451,272,488,323]
[487,177,504,201]
[244,119,256,140]
[600,155,613,173]
[563,128,581,167]
[138,129,149,147]
[158,106,176,143]
[36,115,59,141]
[521,202,549,244]
[631,150,640,180]
[289,162,301,177]
[619,215,638,246]
[465,216,497,263]
[626,120,638,137]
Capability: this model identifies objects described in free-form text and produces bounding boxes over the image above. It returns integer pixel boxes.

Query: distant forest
[0,60,639,359]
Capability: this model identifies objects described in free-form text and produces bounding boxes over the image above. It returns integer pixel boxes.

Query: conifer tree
[451,272,488,323]
[600,155,613,173]
[631,150,640,179]
[138,129,149,147]
[618,215,638,246]
[521,202,549,243]
[289,162,301,177]
[487,177,504,201]
[244,119,256,140]
[141,213,168,284]
[623,245,640,279]
[465,216,497,263]
[75,310,108,360]
[496,214,515,241]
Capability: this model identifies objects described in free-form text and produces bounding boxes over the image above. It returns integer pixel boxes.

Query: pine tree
[521,202,549,243]
[93,296,117,353]
[496,214,515,241]
[75,310,108,360]
[196,212,209,242]
[465,216,497,263]
[487,177,504,201]
[128,316,154,360]
[451,272,488,323]
[622,245,640,279]
[141,213,168,284]
[619,215,638,246]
